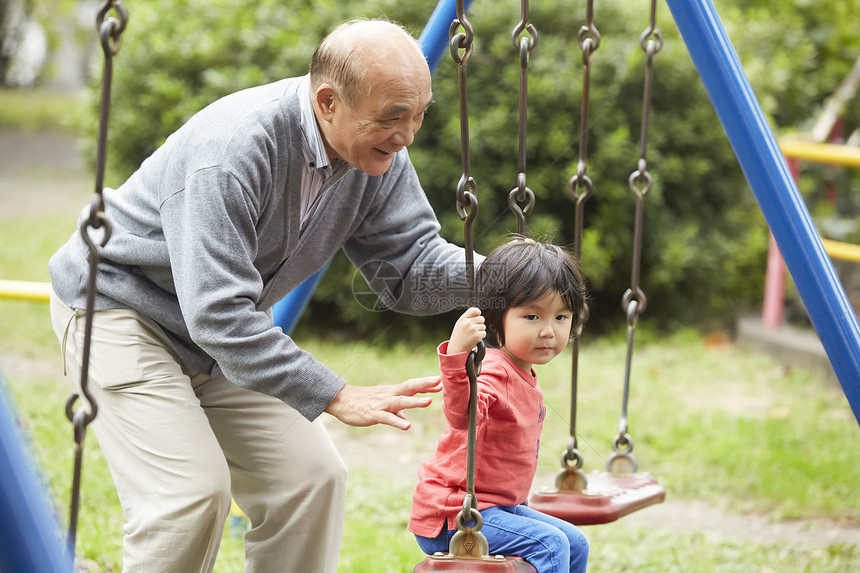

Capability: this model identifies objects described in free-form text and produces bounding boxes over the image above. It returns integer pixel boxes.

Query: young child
[408,239,590,573]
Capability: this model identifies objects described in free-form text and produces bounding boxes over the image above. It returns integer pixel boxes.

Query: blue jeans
[415,504,589,573]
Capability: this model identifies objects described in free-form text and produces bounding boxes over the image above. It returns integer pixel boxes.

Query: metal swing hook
[96,0,128,56]
[448,14,474,66]
[447,493,490,558]
[508,177,535,236]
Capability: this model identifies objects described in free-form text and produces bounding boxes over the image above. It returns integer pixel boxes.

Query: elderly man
[49,19,467,572]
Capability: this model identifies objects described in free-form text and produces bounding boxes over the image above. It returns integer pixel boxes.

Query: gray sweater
[50,76,469,421]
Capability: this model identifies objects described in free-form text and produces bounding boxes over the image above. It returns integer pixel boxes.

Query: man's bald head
[309,19,430,107]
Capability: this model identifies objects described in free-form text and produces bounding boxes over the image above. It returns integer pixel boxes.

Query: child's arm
[440,307,491,429]
[447,307,487,354]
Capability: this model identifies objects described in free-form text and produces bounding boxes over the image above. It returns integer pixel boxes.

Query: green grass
[0,213,79,356]
[1,212,859,571]
[0,88,83,132]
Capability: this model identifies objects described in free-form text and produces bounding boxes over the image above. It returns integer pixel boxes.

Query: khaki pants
[51,294,347,573]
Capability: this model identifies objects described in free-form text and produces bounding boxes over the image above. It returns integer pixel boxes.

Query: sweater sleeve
[438,342,499,430]
[160,165,344,420]
[343,151,481,316]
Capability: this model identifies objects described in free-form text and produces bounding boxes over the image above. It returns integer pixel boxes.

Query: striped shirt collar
[298,74,331,172]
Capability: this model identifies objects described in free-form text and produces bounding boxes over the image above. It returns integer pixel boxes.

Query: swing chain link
[609,0,662,475]
[448,494,491,558]
[451,0,477,224]
[552,436,588,494]
[564,0,599,466]
[510,0,538,51]
[562,436,584,469]
[65,0,126,559]
[508,0,538,236]
[507,176,534,237]
[568,0,599,204]
[447,2,492,560]
[449,0,482,351]
[96,0,128,57]
[448,0,474,66]
[576,0,600,64]
[451,0,480,507]
[568,0,599,258]
[457,494,481,530]
[639,0,664,54]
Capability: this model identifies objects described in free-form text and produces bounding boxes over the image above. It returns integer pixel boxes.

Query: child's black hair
[476,238,588,348]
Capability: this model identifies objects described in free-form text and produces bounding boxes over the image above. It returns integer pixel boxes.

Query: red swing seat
[528,472,665,525]
[414,554,537,572]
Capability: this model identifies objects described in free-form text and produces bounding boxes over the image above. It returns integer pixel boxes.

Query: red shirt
[408,343,547,538]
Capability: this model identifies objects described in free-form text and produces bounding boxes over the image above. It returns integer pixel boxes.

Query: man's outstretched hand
[324,376,442,430]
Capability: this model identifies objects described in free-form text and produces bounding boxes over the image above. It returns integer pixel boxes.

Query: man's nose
[391,117,422,147]
[391,126,415,147]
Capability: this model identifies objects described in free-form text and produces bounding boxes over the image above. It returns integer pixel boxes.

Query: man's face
[318,65,433,176]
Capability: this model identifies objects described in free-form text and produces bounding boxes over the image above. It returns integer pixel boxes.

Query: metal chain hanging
[528,2,666,527]
[555,0,600,494]
[64,0,127,558]
[508,0,538,235]
[446,0,490,559]
[450,0,479,300]
[607,0,662,476]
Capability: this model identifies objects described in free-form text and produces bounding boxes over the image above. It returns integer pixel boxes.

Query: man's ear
[314,84,337,121]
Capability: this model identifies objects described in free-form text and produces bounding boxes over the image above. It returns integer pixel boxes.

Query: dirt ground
[2,129,859,553]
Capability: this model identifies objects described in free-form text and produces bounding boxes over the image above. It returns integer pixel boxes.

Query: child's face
[500,291,573,371]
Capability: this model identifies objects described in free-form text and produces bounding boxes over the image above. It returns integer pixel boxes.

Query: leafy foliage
[80,0,860,340]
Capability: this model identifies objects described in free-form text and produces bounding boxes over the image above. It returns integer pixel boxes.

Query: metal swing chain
[447,0,489,559]
[64,0,127,557]
[508,0,538,235]
[450,0,479,302]
[607,0,662,476]
[556,0,599,493]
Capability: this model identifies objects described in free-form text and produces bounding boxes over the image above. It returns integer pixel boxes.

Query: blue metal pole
[664,0,860,425]
[419,0,475,73]
[0,370,73,572]
[271,0,472,335]
[270,261,332,335]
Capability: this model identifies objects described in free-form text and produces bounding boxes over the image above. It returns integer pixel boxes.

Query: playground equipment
[414,0,536,567]
[762,138,860,331]
[760,57,860,332]
[0,279,51,302]
[0,368,72,572]
[2,0,860,570]
[61,0,128,561]
[415,0,664,564]
[527,0,666,525]
[663,1,860,424]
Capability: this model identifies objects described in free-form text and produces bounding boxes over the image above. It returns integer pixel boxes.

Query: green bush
[80,0,860,340]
